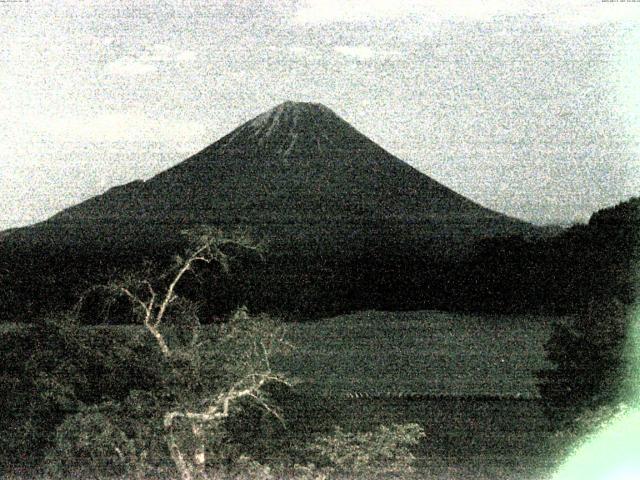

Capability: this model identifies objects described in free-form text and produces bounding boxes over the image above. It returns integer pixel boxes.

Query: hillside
[9,102,532,248]
[53,103,515,222]
[0,102,540,319]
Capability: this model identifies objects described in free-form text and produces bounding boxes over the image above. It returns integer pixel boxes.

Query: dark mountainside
[30,102,528,243]
[0,102,559,320]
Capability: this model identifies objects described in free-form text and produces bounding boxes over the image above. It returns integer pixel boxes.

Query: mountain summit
[215,101,376,158]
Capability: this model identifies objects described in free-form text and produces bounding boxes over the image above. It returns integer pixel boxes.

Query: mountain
[18,102,530,246]
[1,102,540,319]
[56,102,496,220]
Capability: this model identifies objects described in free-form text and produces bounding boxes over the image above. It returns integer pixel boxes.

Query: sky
[1,0,640,229]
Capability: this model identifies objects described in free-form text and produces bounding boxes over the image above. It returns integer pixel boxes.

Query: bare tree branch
[155,244,213,328]
[96,227,288,480]
[164,372,292,429]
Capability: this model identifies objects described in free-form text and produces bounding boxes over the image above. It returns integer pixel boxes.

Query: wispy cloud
[552,1,640,27]
[104,56,158,76]
[289,46,311,56]
[175,50,197,62]
[294,0,412,24]
[294,0,526,24]
[334,45,399,61]
[104,44,198,76]
[294,0,640,26]
[31,111,205,144]
[286,44,397,62]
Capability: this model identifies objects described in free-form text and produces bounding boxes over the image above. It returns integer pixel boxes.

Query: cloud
[552,1,640,27]
[104,44,198,76]
[289,46,310,56]
[294,0,523,24]
[287,45,326,61]
[31,111,206,144]
[334,45,398,61]
[294,0,640,26]
[286,44,397,62]
[295,0,413,23]
[104,56,158,76]
[175,50,197,62]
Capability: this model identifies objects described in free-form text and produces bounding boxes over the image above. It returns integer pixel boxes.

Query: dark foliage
[537,299,629,425]
[448,196,639,314]
[0,197,636,328]
[0,316,162,470]
[534,197,639,424]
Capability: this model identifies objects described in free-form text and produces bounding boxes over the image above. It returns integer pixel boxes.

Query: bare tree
[106,227,292,480]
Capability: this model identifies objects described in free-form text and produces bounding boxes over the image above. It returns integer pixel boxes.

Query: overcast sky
[1,0,639,228]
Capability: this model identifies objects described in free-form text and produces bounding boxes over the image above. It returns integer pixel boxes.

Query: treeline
[445,196,639,314]
[0,198,637,324]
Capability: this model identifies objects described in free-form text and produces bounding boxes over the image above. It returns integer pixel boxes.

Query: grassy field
[2,310,567,478]
[1,309,556,399]
[276,309,557,399]
[268,310,565,478]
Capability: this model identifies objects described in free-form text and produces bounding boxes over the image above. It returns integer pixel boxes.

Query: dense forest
[0,197,637,322]
[448,196,639,314]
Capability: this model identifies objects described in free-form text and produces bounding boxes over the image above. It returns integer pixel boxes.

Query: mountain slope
[45,101,521,232]
[1,102,539,318]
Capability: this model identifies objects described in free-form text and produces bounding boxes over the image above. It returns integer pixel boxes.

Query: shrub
[538,298,628,425]
[306,423,426,477]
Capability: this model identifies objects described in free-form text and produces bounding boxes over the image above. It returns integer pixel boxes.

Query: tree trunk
[192,423,207,478]
[168,435,194,480]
